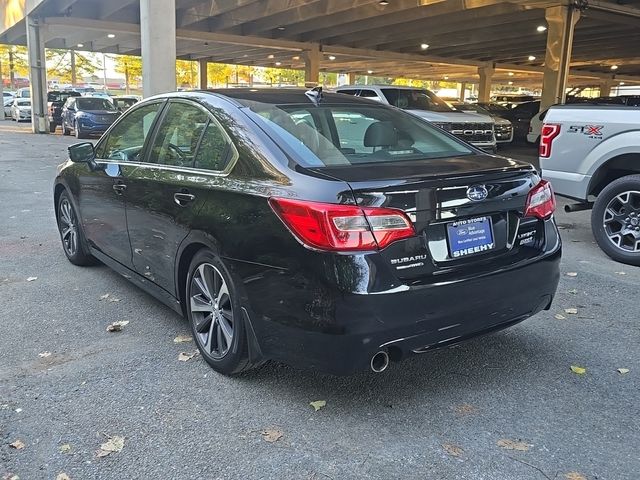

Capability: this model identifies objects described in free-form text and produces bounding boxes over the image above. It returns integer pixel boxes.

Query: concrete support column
[540,5,580,111]
[348,72,357,85]
[478,66,494,103]
[303,45,320,87]
[0,57,4,120]
[140,0,177,97]
[198,59,208,90]
[599,78,615,97]
[26,15,48,134]
[458,81,467,102]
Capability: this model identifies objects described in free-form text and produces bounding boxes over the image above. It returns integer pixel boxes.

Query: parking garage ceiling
[2,0,640,86]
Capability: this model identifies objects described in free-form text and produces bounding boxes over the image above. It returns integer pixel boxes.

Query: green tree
[0,44,28,88]
[176,59,197,88]
[46,49,100,84]
[206,62,233,87]
[114,55,142,93]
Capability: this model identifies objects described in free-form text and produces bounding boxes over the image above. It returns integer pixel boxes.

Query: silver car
[11,98,32,122]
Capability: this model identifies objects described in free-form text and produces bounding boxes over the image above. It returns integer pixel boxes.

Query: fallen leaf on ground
[38,351,52,358]
[617,368,630,374]
[96,435,124,458]
[566,272,578,277]
[3,474,20,480]
[178,351,199,362]
[9,440,25,450]
[59,443,72,454]
[568,289,578,294]
[99,293,110,300]
[564,308,578,314]
[261,428,283,443]
[26,276,37,282]
[554,314,566,320]
[570,365,586,375]
[615,271,626,275]
[106,320,129,332]
[496,438,531,451]
[309,400,326,412]
[564,472,587,480]
[453,403,478,416]
[442,442,464,457]
[108,297,120,302]
[56,474,71,480]
[173,335,193,343]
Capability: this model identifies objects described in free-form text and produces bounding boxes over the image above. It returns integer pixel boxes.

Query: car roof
[336,85,429,91]
[207,88,378,105]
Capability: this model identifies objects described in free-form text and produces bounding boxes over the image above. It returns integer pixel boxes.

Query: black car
[53,89,561,376]
[61,96,120,139]
[48,90,81,132]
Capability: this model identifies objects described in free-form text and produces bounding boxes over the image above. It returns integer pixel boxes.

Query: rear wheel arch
[588,152,640,197]
[176,241,210,315]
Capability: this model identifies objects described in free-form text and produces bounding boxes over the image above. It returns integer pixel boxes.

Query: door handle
[112,183,127,194]
[174,192,196,206]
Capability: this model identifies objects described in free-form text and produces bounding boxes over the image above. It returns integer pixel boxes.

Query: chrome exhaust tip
[370,350,390,373]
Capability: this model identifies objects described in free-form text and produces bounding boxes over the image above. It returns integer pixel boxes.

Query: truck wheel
[591,174,640,266]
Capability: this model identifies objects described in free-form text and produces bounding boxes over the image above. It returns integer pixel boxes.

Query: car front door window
[98,102,163,162]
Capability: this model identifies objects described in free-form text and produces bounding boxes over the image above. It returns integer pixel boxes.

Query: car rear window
[76,98,116,111]
[240,101,473,168]
[381,88,453,113]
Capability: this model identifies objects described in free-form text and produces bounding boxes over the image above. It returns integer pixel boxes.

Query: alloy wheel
[189,263,234,359]
[602,190,640,253]
[59,198,79,257]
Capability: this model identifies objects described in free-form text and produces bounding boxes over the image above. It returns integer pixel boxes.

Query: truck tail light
[539,123,561,158]
[524,180,555,220]
[269,197,415,252]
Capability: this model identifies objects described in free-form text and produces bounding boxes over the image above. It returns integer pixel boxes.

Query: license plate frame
[447,216,495,259]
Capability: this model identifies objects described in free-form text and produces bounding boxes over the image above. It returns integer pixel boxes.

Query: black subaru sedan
[53,89,561,375]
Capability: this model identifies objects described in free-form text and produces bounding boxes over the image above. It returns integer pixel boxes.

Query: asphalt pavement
[1,121,638,480]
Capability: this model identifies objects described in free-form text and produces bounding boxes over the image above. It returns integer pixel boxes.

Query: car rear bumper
[235,230,561,375]
[541,168,589,201]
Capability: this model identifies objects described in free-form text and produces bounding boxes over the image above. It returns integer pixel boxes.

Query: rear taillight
[524,180,555,220]
[268,197,415,252]
[539,123,561,158]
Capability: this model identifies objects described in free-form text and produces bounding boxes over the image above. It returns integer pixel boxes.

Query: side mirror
[68,142,95,163]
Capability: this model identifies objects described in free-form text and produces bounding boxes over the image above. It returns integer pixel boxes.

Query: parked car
[541,104,640,265]
[452,102,513,144]
[493,94,538,108]
[15,87,31,98]
[496,101,541,140]
[48,90,82,132]
[3,95,14,117]
[61,96,120,139]
[54,89,561,375]
[112,95,141,112]
[11,98,32,121]
[336,85,497,152]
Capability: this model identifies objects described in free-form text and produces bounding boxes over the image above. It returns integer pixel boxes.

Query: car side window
[99,102,162,162]
[193,118,235,172]
[148,102,208,167]
[358,90,378,98]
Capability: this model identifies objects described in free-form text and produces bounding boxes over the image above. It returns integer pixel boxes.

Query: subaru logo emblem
[466,185,488,202]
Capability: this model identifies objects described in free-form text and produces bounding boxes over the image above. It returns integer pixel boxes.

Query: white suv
[336,85,497,152]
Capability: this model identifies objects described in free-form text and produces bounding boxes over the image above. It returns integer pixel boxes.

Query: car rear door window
[98,102,163,161]
[193,118,236,172]
[148,102,209,168]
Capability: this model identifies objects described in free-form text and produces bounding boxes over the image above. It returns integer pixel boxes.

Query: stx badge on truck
[568,125,604,139]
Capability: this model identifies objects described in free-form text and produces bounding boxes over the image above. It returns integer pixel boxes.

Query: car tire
[186,249,252,375]
[49,122,57,133]
[74,123,86,139]
[56,190,96,266]
[591,174,640,266]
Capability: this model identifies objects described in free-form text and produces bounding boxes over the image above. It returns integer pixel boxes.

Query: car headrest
[364,121,398,148]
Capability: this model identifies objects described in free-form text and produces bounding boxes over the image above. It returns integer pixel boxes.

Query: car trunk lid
[309,155,545,279]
